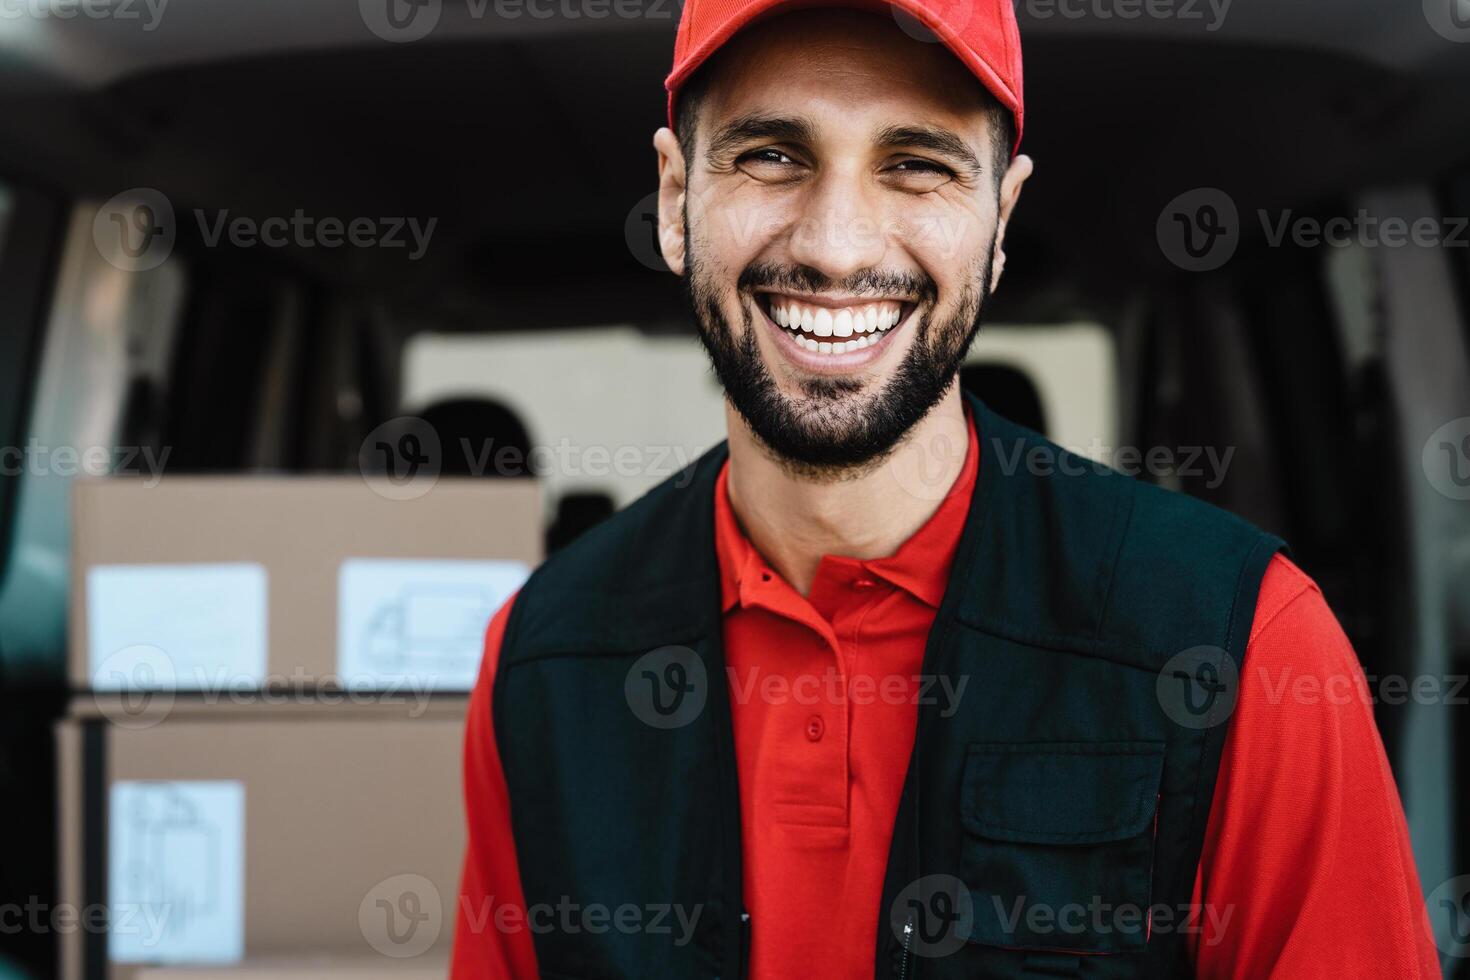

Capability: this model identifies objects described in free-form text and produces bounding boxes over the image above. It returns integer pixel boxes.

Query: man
[453,0,1439,975]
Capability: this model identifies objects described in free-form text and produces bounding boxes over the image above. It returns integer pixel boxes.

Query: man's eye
[891,158,953,176]
[741,148,797,166]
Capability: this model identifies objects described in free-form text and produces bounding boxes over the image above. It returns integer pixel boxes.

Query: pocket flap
[961,741,1165,845]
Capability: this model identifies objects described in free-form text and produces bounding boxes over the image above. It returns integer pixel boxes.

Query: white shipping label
[337,558,530,690]
[88,563,268,690]
[108,780,246,964]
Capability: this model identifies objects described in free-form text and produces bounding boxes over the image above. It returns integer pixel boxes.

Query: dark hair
[673,58,1016,185]
[673,65,713,168]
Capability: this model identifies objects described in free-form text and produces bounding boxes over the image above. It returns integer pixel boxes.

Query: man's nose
[785,174,889,283]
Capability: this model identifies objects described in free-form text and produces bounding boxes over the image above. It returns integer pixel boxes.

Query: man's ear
[990,153,1033,293]
[653,127,687,276]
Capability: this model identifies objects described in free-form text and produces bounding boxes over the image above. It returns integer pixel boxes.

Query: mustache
[735,261,938,304]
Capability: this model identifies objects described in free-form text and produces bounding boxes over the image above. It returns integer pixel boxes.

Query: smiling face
[655,7,1031,474]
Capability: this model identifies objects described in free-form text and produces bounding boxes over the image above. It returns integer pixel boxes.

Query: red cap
[665,0,1024,154]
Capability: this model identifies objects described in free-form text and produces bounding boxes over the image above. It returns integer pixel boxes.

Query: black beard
[684,241,995,476]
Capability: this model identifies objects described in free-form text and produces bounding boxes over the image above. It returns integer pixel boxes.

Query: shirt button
[853,577,876,590]
[805,715,825,742]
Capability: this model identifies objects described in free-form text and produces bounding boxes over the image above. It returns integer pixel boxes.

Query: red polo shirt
[452,412,1439,978]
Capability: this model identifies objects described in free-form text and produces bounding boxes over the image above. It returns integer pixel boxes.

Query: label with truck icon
[337,558,530,690]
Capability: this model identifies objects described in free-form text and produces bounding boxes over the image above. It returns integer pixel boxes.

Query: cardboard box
[57,702,468,980]
[70,477,541,694]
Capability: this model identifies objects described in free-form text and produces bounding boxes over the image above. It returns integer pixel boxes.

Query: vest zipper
[897,916,914,980]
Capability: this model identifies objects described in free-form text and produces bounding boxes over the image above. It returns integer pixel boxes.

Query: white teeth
[789,332,879,355]
[766,295,911,353]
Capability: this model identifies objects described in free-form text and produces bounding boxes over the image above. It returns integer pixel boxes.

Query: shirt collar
[714,405,979,613]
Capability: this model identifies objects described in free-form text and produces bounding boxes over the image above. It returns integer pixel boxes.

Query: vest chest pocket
[957,741,1166,955]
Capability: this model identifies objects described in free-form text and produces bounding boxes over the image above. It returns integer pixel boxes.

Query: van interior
[1,2,1468,975]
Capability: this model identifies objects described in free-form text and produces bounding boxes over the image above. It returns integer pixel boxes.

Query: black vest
[493,396,1283,979]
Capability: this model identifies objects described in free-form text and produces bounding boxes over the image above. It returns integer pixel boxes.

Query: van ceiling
[1,4,1468,328]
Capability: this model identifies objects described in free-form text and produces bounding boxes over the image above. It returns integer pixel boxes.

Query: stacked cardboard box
[57,477,543,979]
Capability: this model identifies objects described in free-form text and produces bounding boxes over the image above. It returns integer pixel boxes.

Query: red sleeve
[452,593,541,979]
[1189,554,1439,978]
